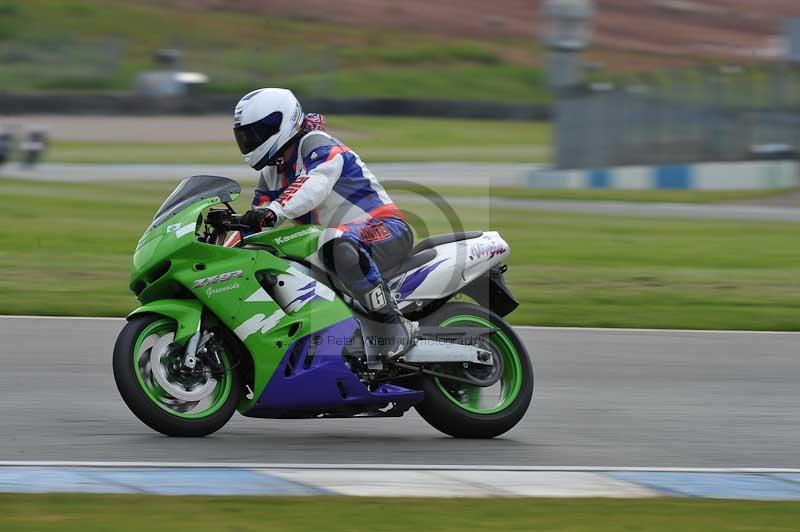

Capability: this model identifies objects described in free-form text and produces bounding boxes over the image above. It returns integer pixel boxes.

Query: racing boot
[357,282,418,370]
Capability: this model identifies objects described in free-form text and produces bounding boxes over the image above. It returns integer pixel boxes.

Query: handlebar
[205,209,251,232]
[223,216,252,231]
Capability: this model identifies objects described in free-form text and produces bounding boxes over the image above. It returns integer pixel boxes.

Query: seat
[411,231,483,255]
[383,249,438,279]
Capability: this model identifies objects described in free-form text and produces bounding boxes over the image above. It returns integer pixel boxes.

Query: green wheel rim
[133,319,232,419]
[434,314,522,415]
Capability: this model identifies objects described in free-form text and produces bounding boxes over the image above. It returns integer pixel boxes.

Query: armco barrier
[0,92,550,121]
[527,160,800,190]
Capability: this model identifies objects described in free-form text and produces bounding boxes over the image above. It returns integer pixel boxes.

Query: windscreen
[152,175,241,227]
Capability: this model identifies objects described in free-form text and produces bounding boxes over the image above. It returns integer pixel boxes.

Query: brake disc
[150,333,217,402]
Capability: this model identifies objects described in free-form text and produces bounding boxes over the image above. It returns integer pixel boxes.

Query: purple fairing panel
[248,318,423,416]
[396,259,446,299]
[286,290,319,308]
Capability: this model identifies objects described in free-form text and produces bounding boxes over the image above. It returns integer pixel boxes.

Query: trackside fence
[555,66,800,169]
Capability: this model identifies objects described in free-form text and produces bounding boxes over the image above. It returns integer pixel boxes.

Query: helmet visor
[233,111,283,154]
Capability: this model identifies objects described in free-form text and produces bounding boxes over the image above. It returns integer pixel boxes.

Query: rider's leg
[321,219,416,368]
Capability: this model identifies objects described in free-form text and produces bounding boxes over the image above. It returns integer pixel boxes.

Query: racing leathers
[250,115,416,367]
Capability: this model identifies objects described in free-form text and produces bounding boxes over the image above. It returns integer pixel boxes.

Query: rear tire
[414,302,533,438]
[113,314,241,437]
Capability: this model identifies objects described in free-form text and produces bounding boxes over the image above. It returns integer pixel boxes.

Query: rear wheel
[113,314,241,437]
[414,302,533,438]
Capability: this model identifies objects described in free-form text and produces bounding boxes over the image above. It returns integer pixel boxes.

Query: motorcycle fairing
[129,204,354,414]
[128,176,514,418]
[249,226,513,314]
[241,317,423,418]
[389,231,510,305]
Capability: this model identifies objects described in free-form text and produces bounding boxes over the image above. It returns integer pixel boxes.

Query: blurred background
[1,0,799,330]
[2,0,800,168]
[2,4,800,524]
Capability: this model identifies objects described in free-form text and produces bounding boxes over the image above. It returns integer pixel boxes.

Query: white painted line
[2,462,800,473]
[515,325,800,335]
[2,316,798,335]
[261,469,658,498]
[437,470,657,498]
[264,470,500,498]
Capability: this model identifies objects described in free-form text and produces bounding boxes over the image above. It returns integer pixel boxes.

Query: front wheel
[113,314,241,437]
[414,302,533,438]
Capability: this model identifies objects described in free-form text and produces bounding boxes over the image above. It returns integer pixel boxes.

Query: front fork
[181,329,215,370]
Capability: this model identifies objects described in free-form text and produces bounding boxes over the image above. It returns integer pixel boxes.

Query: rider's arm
[252,166,284,208]
[266,135,343,224]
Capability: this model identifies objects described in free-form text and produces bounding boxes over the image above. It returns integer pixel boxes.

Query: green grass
[47,116,551,164]
[0,0,549,103]
[2,494,799,531]
[1,179,798,330]
[393,183,798,204]
[49,141,245,165]
[407,194,800,330]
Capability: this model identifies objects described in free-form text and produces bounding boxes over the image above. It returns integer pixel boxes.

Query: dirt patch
[143,0,800,68]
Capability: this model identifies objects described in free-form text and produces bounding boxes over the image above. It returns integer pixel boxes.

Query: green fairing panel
[131,197,224,296]
[244,225,324,261]
[230,249,353,413]
[135,196,226,251]
[190,246,351,413]
[134,234,351,414]
[129,195,350,414]
[128,299,203,345]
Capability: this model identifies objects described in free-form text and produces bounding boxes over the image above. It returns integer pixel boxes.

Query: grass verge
[47,116,551,164]
[1,494,799,532]
[1,179,798,330]
[390,183,798,204]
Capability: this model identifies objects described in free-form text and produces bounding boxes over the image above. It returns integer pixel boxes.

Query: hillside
[0,0,546,102]
[1,0,797,101]
[155,0,800,66]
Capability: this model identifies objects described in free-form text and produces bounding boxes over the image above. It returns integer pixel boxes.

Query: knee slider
[332,239,361,272]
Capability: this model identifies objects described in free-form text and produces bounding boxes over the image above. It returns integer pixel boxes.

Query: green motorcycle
[113,175,533,438]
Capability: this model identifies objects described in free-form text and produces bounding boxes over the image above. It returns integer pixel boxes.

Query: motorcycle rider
[233,88,417,369]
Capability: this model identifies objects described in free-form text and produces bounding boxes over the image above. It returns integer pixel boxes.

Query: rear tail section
[387,231,513,313]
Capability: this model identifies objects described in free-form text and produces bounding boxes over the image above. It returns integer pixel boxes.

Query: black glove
[241,208,277,230]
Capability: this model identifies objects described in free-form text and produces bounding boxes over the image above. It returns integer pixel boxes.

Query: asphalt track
[0,162,534,187]
[2,316,799,467]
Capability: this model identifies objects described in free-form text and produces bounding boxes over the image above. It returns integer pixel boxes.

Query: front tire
[414,302,533,438]
[113,314,241,437]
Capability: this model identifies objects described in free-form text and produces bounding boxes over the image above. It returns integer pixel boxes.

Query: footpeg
[363,319,419,371]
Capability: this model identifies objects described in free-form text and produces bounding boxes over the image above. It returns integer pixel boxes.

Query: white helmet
[233,88,303,170]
